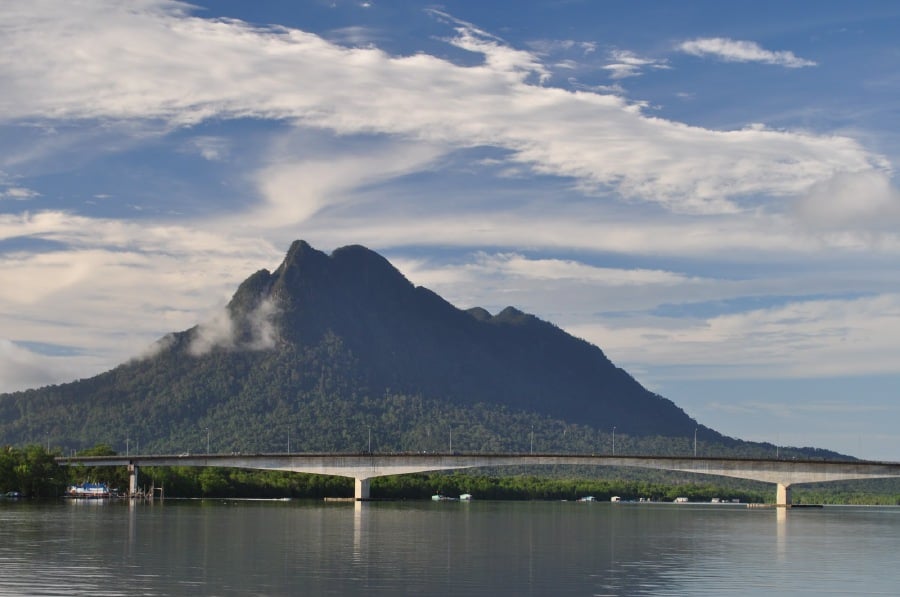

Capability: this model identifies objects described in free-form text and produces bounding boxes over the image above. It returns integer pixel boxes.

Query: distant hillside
[0,241,845,459]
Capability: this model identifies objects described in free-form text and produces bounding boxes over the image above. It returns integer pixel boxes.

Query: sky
[2,1,900,460]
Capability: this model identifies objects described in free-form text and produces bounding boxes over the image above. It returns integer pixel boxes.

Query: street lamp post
[694,428,697,457]
[205,427,210,454]
[612,426,616,455]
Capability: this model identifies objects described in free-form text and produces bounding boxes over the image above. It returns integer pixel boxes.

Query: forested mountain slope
[0,241,843,459]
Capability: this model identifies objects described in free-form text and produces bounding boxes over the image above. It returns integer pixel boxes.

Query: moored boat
[66,482,113,499]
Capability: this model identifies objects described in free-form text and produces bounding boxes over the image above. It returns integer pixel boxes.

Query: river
[1,498,898,595]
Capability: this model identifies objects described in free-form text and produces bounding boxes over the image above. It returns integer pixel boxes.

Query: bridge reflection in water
[56,453,900,506]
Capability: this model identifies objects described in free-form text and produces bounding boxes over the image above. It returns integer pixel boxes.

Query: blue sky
[2,1,900,459]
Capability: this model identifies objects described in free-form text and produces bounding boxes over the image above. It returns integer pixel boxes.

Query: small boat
[459,493,473,501]
[66,482,112,499]
[431,494,457,501]
[578,496,596,502]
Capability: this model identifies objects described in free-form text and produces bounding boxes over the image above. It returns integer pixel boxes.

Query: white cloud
[243,136,444,229]
[677,37,817,68]
[183,136,231,161]
[794,170,900,231]
[603,49,669,79]
[188,297,280,356]
[527,39,597,56]
[0,339,65,393]
[312,192,900,259]
[0,186,39,200]
[0,2,883,216]
[187,308,236,356]
[392,252,710,324]
[569,294,900,380]
[387,250,900,406]
[0,212,283,387]
[402,252,691,287]
[427,8,551,83]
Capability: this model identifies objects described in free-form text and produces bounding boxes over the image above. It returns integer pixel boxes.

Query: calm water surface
[1,499,898,596]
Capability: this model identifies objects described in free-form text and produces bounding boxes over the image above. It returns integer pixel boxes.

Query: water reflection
[1,501,899,596]
[776,506,788,563]
[352,500,364,562]
[126,499,135,560]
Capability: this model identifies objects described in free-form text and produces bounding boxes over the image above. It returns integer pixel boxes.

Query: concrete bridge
[56,453,900,506]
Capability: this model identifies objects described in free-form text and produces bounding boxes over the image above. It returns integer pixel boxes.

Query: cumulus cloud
[677,37,817,68]
[0,2,882,215]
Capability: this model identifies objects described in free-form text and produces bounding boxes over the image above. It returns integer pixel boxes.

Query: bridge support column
[776,483,792,507]
[128,464,139,498]
[355,478,371,501]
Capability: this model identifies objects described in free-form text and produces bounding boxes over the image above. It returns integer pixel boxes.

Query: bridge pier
[355,478,371,501]
[776,483,792,507]
[128,464,139,498]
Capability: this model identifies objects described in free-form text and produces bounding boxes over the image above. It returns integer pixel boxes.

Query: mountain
[0,241,835,457]
[243,241,699,433]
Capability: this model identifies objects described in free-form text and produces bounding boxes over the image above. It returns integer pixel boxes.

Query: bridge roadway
[56,452,900,506]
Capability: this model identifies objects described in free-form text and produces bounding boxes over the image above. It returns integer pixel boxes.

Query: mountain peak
[268,241,412,296]
[330,243,414,293]
[467,307,492,321]
[272,240,329,285]
[0,239,724,453]
[493,306,533,325]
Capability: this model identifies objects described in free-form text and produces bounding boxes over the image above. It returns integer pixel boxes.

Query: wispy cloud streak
[677,37,817,68]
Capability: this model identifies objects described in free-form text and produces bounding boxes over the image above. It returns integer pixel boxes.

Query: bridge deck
[56,452,900,504]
